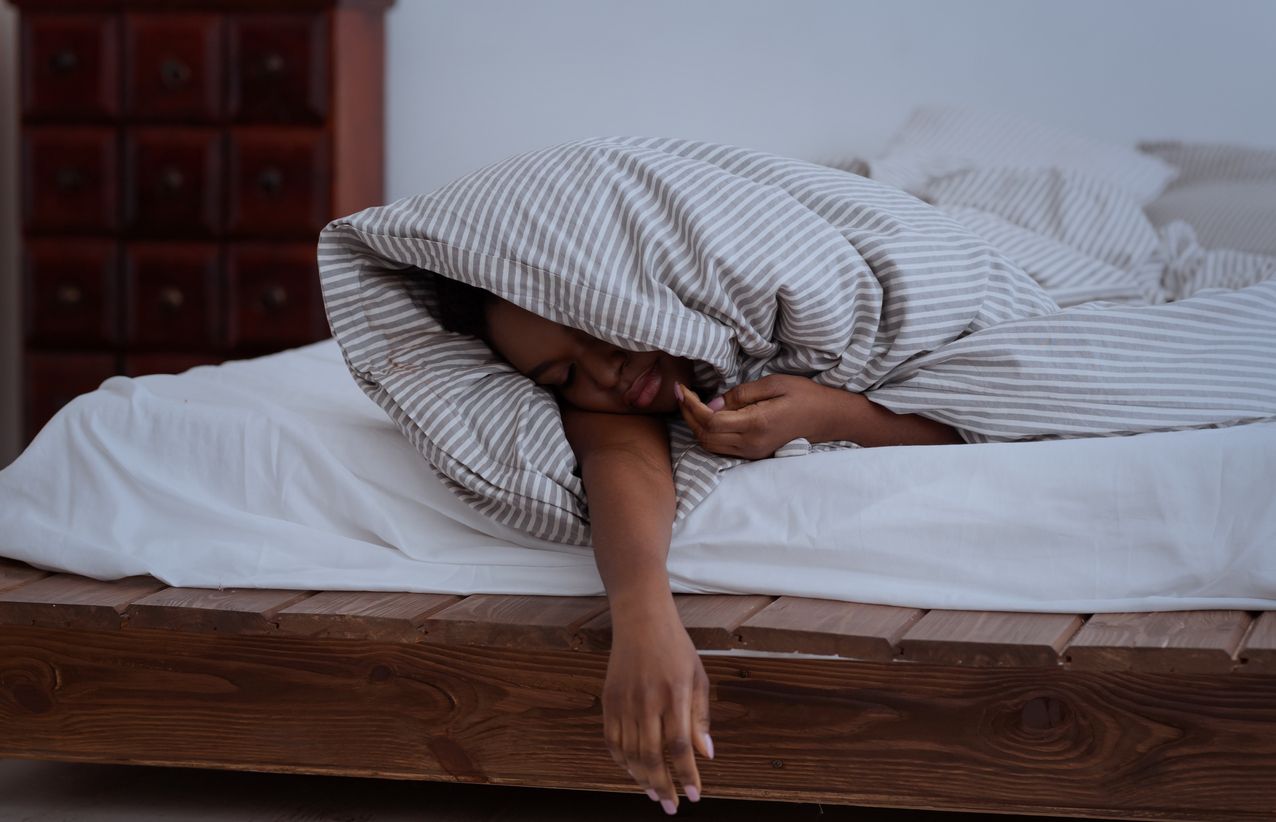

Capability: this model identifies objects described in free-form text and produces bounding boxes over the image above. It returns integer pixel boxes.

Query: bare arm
[560,405,711,812]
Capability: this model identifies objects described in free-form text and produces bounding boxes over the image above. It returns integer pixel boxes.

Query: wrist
[609,587,679,633]
[809,386,866,443]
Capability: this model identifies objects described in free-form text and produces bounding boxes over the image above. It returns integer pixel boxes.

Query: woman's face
[485,298,698,414]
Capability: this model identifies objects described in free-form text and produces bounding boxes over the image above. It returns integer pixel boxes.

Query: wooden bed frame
[2,556,1274,821]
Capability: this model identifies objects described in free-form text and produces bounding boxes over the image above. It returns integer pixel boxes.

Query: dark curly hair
[430,272,494,341]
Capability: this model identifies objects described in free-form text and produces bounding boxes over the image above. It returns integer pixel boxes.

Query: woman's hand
[604,604,713,815]
[675,374,850,459]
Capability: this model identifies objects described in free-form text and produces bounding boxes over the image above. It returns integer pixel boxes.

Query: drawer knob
[257,167,284,195]
[50,49,79,73]
[54,166,84,192]
[158,286,186,311]
[161,166,186,193]
[160,58,193,90]
[55,284,83,307]
[260,285,289,310]
[262,52,286,75]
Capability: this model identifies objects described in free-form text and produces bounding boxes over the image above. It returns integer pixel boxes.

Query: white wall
[2,0,1275,464]
[385,0,1276,197]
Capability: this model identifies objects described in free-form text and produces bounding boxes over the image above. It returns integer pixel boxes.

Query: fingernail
[673,382,685,402]
[707,396,725,412]
[704,733,715,760]
[686,785,700,803]
[661,798,677,815]
[645,788,660,802]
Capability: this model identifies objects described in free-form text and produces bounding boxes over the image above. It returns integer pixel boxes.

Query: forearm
[813,390,963,447]
[564,408,681,628]
[580,449,678,623]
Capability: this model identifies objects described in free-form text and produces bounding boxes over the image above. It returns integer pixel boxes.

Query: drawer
[124,128,223,235]
[228,14,329,124]
[24,239,119,347]
[24,352,119,443]
[125,13,225,122]
[21,14,120,120]
[226,243,326,348]
[22,127,119,233]
[124,243,221,348]
[226,128,330,237]
[124,354,224,377]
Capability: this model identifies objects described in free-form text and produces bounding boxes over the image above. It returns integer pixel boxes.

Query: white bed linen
[2,340,1274,613]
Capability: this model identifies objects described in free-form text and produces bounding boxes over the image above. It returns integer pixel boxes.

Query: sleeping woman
[322,137,1276,816]
[432,274,960,815]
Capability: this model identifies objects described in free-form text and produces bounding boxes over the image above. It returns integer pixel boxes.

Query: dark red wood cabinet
[13,0,393,442]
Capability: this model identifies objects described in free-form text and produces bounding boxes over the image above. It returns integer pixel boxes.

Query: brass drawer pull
[262,52,286,75]
[54,284,83,307]
[257,167,284,195]
[160,166,186,193]
[158,287,186,312]
[54,166,84,192]
[160,58,192,90]
[50,49,80,73]
[260,285,288,310]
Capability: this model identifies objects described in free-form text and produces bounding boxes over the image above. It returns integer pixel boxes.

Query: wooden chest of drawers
[13,0,392,442]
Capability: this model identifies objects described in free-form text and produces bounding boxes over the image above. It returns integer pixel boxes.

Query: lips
[624,361,663,409]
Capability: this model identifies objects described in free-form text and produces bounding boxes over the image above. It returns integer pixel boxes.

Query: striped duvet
[318,135,1276,546]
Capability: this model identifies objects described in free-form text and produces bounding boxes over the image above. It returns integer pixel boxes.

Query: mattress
[1,339,1274,613]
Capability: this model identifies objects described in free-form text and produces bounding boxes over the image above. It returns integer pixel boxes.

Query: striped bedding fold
[318,136,1276,546]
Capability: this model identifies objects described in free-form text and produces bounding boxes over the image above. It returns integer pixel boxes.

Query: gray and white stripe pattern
[319,136,1276,546]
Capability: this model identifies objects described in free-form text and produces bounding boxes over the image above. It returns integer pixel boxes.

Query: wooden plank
[421,594,607,650]
[125,587,314,635]
[274,591,461,642]
[576,594,774,651]
[898,610,1084,667]
[0,573,166,630]
[1238,611,1276,674]
[0,558,49,592]
[3,623,1276,821]
[1064,611,1252,674]
[734,596,922,661]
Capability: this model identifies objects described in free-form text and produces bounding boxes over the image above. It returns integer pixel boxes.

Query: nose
[581,343,626,390]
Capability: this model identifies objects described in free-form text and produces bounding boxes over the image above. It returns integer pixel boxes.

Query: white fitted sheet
[2,340,1274,613]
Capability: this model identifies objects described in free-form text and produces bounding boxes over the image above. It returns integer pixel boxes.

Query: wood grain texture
[125,587,314,635]
[1064,611,1252,673]
[0,558,48,593]
[1238,611,1276,674]
[735,597,923,661]
[2,623,1275,821]
[421,595,608,649]
[899,610,1085,667]
[274,591,461,641]
[577,594,773,651]
[0,574,166,630]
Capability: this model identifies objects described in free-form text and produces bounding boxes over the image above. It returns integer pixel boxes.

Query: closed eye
[560,364,576,388]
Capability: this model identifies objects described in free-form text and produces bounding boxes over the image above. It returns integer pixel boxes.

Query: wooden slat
[274,591,461,642]
[576,594,774,651]
[125,587,315,635]
[421,594,607,649]
[1237,611,1276,674]
[0,558,49,592]
[7,622,1276,820]
[735,597,922,661]
[0,573,166,630]
[1064,610,1252,673]
[898,610,1083,667]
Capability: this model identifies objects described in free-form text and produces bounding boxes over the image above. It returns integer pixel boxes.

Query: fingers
[721,373,789,410]
[641,713,679,814]
[664,688,704,805]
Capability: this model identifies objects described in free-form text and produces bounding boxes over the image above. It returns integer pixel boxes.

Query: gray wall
[2,0,1275,465]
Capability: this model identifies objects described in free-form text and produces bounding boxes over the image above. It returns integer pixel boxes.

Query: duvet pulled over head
[317,137,1276,545]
